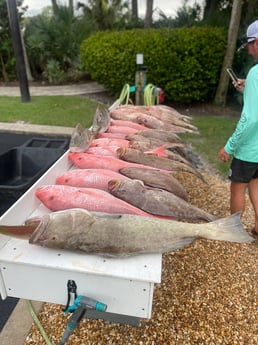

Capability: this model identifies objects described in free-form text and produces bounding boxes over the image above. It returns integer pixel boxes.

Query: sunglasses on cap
[237,36,257,51]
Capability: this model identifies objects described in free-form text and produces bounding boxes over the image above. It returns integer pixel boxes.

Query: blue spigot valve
[65,295,107,314]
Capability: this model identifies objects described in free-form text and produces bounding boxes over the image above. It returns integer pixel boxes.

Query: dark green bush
[80,27,226,104]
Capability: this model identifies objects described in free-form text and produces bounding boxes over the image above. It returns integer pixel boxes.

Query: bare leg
[248,178,258,233]
[230,181,248,214]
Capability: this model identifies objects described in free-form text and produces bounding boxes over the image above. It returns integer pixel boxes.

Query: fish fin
[162,238,195,252]
[0,225,36,239]
[144,145,168,157]
[199,212,254,243]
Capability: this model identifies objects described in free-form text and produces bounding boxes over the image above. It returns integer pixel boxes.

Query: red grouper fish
[68,152,172,174]
[35,184,153,217]
[56,168,130,192]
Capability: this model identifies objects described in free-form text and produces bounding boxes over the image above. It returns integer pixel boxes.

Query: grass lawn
[0,96,98,128]
[182,115,238,177]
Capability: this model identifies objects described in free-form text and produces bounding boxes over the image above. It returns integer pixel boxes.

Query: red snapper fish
[110,110,146,122]
[68,152,172,174]
[35,185,152,216]
[110,119,147,130]
[106,125,137,135]
[56,168,130,191]
[86,146,119,157]
[90,138,130,148]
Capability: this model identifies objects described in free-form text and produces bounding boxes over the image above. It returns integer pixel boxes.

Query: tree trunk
[51,0,59,16]
[132,0,138,22]
[214,0,243,106]
[144,0,153,28]
[203,0,219,21]
[69,0,74,16]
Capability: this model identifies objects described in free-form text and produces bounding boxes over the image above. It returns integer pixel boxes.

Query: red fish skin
[86,146,119,157]
[106,125,137,135]
[35,185,151,216]
[68,152,172,174]
[56,168,129,191]
[110,119,147,130]
[144,145,168,157]
[90,138,130,148]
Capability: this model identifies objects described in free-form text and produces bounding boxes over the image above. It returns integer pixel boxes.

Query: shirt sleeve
[224,113,248,154]
[224,65,258,156]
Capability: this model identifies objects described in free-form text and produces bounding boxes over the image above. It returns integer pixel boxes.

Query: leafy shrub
[42,59,66,84]
[80,27,226,103]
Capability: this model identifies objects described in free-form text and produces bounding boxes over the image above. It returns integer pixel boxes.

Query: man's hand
[218,147,230,162]
[233,78,245,92]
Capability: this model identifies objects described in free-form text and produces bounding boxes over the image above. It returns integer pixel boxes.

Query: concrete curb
[0,81,106,97]
[0,300,42,345]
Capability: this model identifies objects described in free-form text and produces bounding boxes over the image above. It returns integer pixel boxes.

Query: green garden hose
[144,83,159,106]
[119,83,130,105]
[26,300,54,345]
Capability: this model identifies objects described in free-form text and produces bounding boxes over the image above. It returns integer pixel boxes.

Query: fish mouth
[29,215,50,244]
[108,179,120,191]
[116,147,125,157]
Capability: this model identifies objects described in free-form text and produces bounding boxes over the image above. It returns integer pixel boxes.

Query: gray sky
[23,0,187,17]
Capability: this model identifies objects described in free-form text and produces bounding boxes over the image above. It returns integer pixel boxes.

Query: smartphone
[226,68,239,84]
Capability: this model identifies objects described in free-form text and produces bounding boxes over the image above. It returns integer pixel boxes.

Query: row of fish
[36,104,213,221]
[1,103,254,256]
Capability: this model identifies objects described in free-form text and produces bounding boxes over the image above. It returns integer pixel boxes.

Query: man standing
[218,20,258,236]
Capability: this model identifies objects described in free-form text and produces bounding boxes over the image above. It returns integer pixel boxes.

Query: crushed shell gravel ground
[23,171,258,345]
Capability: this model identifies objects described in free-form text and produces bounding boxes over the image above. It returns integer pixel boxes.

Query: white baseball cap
[238,20,258,51]
[246,20,258,42]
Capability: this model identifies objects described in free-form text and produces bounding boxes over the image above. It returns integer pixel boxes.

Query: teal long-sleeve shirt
[224,63,258,162]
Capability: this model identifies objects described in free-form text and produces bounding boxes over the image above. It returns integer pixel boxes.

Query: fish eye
[65,179,69,183]
[49,196,55,200]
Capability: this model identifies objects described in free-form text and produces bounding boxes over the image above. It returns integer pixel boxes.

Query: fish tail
[199,212,254,243]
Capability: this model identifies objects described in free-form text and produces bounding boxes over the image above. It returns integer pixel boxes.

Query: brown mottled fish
[26,209,253,257]
[129,142,192,166]
[117,147,206,182]
[135,129,182,143]
[119,167,188,201]
[108,179,215,221]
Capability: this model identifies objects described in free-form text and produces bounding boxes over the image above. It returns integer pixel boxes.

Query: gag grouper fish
[0,209,253,257]
[108,179,214,221]
[117,147,206,183]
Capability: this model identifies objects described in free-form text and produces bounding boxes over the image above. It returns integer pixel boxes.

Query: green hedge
[80,27,226,104]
